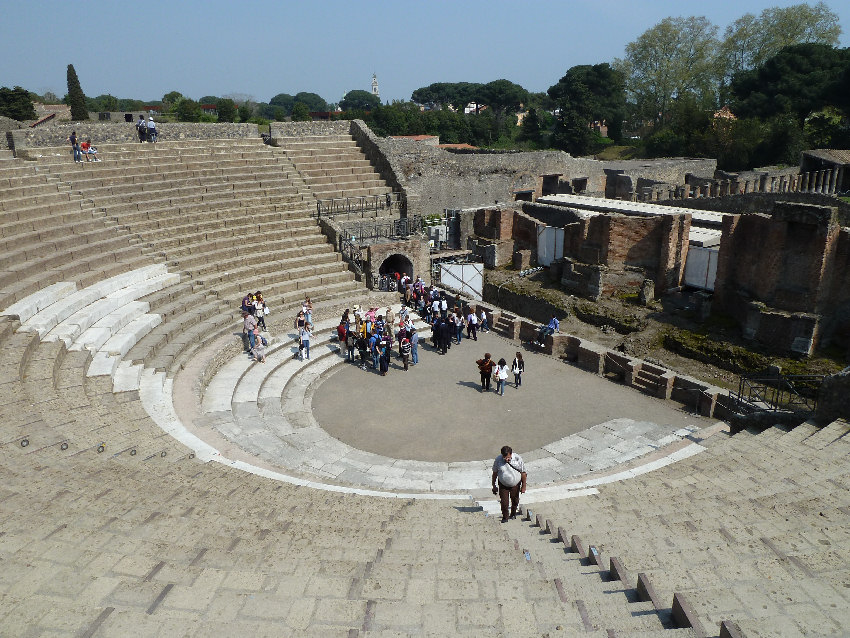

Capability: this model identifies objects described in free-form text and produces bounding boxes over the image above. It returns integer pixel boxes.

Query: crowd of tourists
[236,276,531,395]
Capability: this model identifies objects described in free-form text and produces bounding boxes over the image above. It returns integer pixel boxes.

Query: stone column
[743,180,750,193]
[801,173,809,192]
[836,167,844,194]
[826,169,835,194]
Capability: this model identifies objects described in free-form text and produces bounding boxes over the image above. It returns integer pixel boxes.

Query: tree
[721,2,841,82]
[198,95,220,105]
[291,102,312,121]
[518,108,542,145]
[293,92,327,112]
[65,64,88,121]
[617,16,720,126]
[549,63,626,141]
[804,106,847,147]
[340,90,380,111]
[215,98,237,122]
[731,43,850,123]
[411,82,482,111]
[269,93,295,115]
[175,98,202,122]
[162,91,183,110]
[0,86,36,121]
[117,98,145,111]
[87,94,118,112]
[476,79,529,122]
[238,103,253,122]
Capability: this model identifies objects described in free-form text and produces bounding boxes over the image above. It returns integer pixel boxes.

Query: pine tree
[65,64,88,121]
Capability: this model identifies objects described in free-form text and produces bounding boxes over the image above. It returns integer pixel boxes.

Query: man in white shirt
[491,446,527,523]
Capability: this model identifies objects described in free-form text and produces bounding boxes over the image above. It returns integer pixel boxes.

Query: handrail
[339,215,423,242]
[315,192,404,218]
[731,373,824,414]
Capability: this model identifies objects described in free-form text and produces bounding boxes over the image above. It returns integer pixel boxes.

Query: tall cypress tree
[66,64,88,121]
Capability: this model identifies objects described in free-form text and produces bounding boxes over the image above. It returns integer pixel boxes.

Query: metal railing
[340,237,366,277]
[315,192,404,218]
[340,215,423,243]
[731,374,825,414]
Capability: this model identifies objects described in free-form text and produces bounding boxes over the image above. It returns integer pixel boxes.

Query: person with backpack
[146,116,157,142]
[476,353,495,392]
[345,328,357,362]
[136,115,146,142]
[356,333,369,369]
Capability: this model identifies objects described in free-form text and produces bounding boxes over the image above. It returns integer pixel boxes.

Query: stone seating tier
[527,420,850,636]
[0,312,596,635]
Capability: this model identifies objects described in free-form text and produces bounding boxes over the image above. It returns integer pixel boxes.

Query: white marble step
[112,360,143,393]
[70,301,150,352]
[202,314,340,414]
[1,281,77,323]
[17,265,170,337]
[44,272,178,347]
[87,313,162,378]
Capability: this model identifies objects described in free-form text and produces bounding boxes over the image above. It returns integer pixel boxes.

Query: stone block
[636,573,662,610]
[609,557,630,587]
[570,535,585,557]
[576,342,605,375]
[512,250,532,270]
[671,592,707,637]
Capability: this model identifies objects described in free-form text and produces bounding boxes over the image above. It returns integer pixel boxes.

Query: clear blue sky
[1,0,849,105]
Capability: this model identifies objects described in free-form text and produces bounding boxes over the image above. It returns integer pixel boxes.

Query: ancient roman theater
[0,120,848,637]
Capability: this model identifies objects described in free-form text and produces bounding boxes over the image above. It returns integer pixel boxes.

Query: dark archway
[379,253,413,278]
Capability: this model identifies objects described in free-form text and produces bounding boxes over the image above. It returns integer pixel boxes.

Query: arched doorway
[378,253,413,278]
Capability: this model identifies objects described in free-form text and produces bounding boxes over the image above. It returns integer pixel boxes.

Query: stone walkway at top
[189,307,712,497]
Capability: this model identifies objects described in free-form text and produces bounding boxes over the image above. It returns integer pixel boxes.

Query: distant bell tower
[371,73,380,99]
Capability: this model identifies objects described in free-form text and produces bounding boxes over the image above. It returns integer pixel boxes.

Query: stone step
[13,264,168,338]
[801,418,850,449]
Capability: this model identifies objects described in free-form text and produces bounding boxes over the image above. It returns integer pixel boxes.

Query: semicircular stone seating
[191,304,713,499]
[3,135,849,636]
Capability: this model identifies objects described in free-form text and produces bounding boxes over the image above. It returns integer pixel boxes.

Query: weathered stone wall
[366,238,430,285]
[10,122,260,151]
[269,121,351,138]
[713,202,850,352]
[521,201,584,227]
[658,191,850,227]
[816,366,850,423]
[370,138,607,218]
[604,158,717,198]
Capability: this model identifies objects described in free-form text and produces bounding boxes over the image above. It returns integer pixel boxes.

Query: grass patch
[594,145,640,161]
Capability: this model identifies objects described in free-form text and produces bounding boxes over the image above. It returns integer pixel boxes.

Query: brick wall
[714,202,850,352]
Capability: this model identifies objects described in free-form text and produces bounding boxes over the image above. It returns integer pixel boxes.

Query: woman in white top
[494,358,509,396]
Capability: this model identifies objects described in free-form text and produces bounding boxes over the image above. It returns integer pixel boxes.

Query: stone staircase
[0,312,605,636]
[11,139,366,376]
[492,311,519,340]
[523,419,850,637]
[276,133,394,202]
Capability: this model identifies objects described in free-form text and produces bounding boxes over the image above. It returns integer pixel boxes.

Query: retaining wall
[10,122,260,153]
